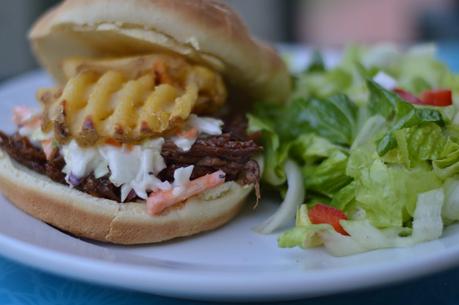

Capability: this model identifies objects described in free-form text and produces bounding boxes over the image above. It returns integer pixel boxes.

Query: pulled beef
[78,175,120,202]
[0,119,262,202]
[159,134,261,183]
[0,133,47,174]
[45,155,66,184]
[222,114,250,140]
[0,134,122,200]
[162,134,260,164]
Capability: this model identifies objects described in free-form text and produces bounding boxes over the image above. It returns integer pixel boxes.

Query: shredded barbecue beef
[0,120,262,202]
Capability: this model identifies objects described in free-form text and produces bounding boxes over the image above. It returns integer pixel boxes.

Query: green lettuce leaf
[247,114,286,186]
[322,188,444,256]
[330,182,356,211]
[278,205,330,248]
[292,68,353,101]
[443,179,459,223]
[288,134,341,163]
[280,188,444,256]
[396,45,457,94]
[302,150,352,197]
[382,123,447,168]
[433,140,459,179]
[366,80,445,156]
[347,145,442,227]
[351,115,387,149]
[285,134,352,198]
[304,50,326,73]
[367,79,410,117]
[279,94,359,146]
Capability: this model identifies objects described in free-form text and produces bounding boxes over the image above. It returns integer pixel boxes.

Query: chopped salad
[250,44,459,256]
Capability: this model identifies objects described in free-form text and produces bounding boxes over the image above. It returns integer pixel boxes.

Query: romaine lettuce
[366,80,445,156]
[251,44,459,256]
[280,189,444,256]
[278,94,359,145]
[247,114,286,186]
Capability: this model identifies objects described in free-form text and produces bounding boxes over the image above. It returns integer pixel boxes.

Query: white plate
[2,71,459,302]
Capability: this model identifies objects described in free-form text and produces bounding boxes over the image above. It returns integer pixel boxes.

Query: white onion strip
[254,160,305,234]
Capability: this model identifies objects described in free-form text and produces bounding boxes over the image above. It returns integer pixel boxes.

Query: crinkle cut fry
[39,54,227,146]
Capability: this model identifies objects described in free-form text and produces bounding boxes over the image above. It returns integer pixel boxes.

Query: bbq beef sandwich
[0,0,290,244]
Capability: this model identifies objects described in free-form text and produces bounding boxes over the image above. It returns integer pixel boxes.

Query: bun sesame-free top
[29,0,291,103]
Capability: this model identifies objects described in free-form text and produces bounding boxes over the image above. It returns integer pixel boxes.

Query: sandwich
[0,0,291,244]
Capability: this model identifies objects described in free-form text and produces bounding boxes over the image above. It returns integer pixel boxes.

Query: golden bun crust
[0,150,253,244]
[29,0,291,103]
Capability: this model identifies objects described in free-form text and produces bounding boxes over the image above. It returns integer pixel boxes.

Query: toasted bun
[29,0,291,103]
[0,150,253,244]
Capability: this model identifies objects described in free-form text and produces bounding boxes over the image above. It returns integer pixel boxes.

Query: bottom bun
[0,150,253,244]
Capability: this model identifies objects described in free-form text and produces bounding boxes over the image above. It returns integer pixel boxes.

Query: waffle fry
[39,55,227,145]
[61,54,227,113]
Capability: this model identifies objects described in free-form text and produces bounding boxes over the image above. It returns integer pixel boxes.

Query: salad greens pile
[249,44,459,256]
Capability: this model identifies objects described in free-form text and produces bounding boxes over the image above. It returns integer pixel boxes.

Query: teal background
[0,43,459,304]
[1,254,459,305]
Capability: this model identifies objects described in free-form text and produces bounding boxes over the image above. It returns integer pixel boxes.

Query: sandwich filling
[0,54,262,215]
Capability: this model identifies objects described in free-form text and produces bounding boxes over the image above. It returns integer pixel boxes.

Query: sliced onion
[254,160,305,234]
[254,154,265,177]
[67,173,82,187]
[125,189,138,202]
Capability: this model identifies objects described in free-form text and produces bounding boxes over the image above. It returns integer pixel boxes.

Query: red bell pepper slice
[393,88,423,105]
[309,203,349,235]
[420,89,453,106]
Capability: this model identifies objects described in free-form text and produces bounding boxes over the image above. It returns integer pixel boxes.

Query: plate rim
[1,214,459,302]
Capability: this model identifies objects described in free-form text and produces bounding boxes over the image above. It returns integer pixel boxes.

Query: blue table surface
[1,43,459,305]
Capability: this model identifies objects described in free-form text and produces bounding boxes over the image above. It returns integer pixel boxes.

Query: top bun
[29,0,291,103]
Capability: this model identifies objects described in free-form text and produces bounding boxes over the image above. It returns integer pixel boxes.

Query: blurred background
[1,0,458,81]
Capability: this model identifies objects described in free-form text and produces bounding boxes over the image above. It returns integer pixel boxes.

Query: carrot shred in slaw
[178,128,198,139]
[41,139,56,160]
[147,170,226,215]
[12,106,41,129]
